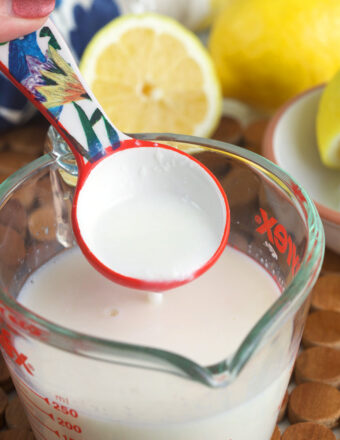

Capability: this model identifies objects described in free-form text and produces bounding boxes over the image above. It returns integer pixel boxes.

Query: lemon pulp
[80,13,221,137]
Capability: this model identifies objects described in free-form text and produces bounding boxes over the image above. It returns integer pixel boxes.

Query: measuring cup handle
[0,19,128,164]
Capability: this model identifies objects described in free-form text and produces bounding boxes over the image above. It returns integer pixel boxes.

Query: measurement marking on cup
[6,340,84,438]
[13,375,84,438]
[20,387,55,420]
[55,395,70,405]
[30,421,49,440]
[13,375,84,437]
[26,405,61,437]
[31,417,79,440]
[13,369,79,416]
[19,385,79,418]
[13,377,49,405]
[51,401,79,418]
[24,398,55,423]
[31,425,46,440]
[8,346,84,438]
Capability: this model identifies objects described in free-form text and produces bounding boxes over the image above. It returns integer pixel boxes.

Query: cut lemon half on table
[316,70,340,170]
[80,13,222,138]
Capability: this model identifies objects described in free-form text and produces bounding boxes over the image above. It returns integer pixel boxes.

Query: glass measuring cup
[0,132,324,440]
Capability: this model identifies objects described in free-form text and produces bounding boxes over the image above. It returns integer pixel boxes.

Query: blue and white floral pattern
[0,0,121,131]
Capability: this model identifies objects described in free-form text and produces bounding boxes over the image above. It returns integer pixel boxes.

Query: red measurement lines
[30,422,49,440]
[20,387,55,420]
[9,369,83,440]
[26,406,61,437]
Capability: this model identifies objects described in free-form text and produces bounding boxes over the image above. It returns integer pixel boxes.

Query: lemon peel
[209,0,340,111]
[316,71,340,170]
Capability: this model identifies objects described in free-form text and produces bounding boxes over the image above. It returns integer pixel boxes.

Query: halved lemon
[316,70,340,169]
[80,13,222,137]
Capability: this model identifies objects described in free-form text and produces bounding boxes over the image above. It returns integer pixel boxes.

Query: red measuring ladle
[0,19,230,292]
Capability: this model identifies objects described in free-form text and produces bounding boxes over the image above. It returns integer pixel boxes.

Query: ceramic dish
[263,86,340,254]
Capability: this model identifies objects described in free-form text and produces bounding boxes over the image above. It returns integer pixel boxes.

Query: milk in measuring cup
[13,246,292,440]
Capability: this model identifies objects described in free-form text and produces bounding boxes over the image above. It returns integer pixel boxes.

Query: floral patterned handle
[0,19,128,164]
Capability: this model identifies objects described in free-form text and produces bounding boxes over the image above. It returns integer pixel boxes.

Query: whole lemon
[209,0,340,111]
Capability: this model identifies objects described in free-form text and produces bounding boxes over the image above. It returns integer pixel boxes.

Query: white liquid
[76,147,227,283]
[19,246,278,365]
[90,194,219,281]
[14,246,293,440]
